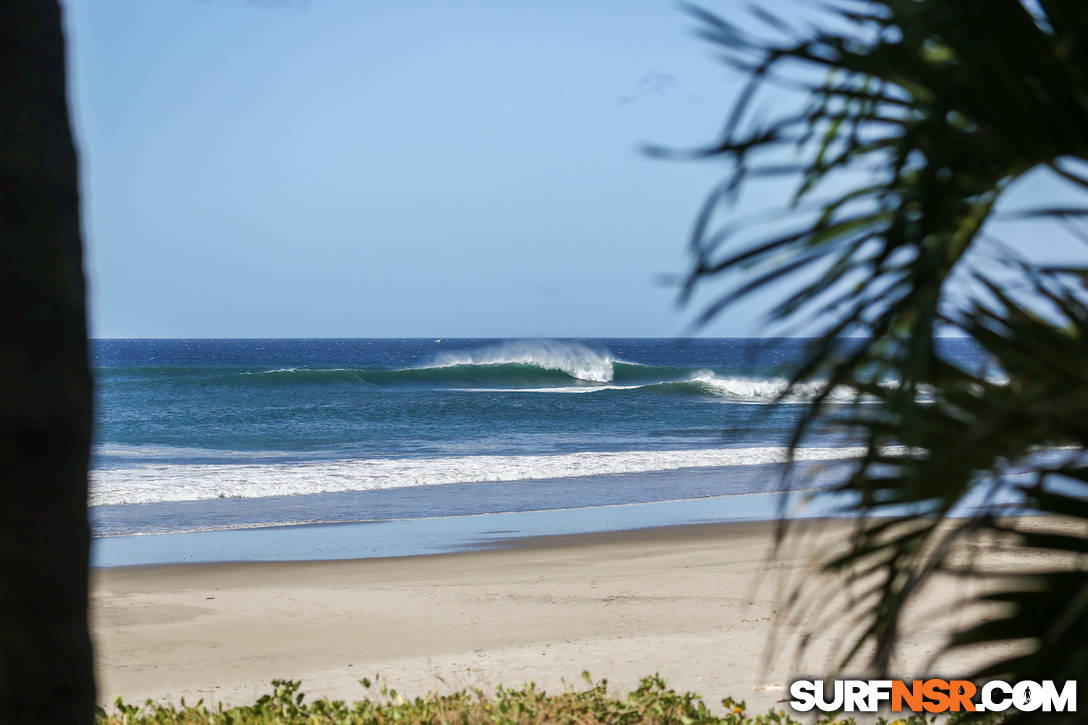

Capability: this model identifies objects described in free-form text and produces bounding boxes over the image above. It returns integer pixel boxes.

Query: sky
[63,0,1083,338]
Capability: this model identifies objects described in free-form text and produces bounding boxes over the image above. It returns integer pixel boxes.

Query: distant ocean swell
[103,365,866,406]
[245,367,860,403]
[89,445,902,506]
[92,339,987,535]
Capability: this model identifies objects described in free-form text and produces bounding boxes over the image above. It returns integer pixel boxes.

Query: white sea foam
[683,371,864,403]
[89,446,904,506]
[425,340,618,382]
[452,385,640,394]
[95,443,302,460]
[450,373,869,403]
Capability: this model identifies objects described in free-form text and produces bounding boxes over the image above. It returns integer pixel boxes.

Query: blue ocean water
[90,338,983,544]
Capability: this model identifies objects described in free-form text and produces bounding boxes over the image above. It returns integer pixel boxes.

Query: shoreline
[92,516,1025,714]
[91,477,1037,569]
[89,489,857,568]
[95,517,798,571]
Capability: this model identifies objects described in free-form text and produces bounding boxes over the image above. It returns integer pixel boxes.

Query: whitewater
[90,445,896,506]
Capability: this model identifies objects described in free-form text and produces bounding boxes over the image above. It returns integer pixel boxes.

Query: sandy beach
[90,517,1046,714]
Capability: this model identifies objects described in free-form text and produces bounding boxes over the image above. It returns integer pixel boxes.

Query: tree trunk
[0,1,96,722]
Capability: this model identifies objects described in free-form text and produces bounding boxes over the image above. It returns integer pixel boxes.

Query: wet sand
[92,517,1053,713]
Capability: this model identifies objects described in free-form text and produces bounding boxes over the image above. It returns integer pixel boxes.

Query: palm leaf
[672,2,1088,720]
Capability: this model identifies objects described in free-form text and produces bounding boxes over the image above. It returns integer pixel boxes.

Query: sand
[91,517,1055,714]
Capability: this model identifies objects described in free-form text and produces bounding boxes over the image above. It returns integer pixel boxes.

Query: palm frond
[673,1,1088,717]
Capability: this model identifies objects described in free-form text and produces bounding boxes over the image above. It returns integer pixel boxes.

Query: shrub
[95,674,1001,724]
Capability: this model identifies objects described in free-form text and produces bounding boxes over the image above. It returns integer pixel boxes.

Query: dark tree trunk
[0,1,96,722]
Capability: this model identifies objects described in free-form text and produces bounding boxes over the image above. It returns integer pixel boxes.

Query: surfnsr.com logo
[789,679,1077,714]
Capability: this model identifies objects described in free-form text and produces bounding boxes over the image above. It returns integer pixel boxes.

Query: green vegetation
[667,1,1088,714]
[95,675,996,725]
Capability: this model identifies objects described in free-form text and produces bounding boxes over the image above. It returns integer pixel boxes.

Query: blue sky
[63,0,1082,338]
[62,0,800,338]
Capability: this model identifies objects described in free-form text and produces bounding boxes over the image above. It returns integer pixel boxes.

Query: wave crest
[678,372,860,403]
[426,340,617,383]
[471,372,868,404]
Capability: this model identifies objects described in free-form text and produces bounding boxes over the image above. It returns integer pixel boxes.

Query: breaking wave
[233,341,705,391]
[460,371,868,404]
[102,339,877,404]
[229,359,870,404]
[427,340,620,383]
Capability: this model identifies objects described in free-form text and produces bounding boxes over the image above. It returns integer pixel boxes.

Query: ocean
[90,338,984,563]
